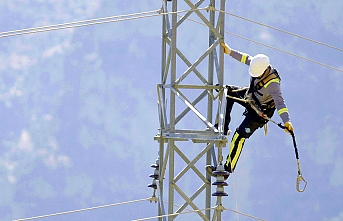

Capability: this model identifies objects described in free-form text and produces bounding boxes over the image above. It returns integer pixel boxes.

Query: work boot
[206,165,230,180]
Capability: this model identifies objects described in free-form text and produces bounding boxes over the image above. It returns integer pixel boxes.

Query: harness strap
[247,68,281,111]
[255,69,280,91]
[247,77,264,110]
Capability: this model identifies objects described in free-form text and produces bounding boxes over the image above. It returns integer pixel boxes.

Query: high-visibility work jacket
[229,49,291,124]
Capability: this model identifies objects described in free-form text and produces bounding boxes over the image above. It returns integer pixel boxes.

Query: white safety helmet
[249,54,270,77]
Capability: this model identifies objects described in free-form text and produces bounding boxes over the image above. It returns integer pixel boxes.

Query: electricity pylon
[149,0,228,220]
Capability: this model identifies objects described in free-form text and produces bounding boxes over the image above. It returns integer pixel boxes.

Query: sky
[0,0,342,221]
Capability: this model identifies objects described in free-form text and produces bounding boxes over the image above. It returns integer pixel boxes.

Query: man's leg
[222,86,247,133]
[224,114,265,173]
[224,131,246,173]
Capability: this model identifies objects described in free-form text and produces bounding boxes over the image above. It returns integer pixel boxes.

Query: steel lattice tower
[149,0,229,220]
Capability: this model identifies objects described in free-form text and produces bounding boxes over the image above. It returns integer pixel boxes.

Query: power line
[216,9,343,53]
[0,10,160,38]
[224,208,266,221]
[132,207,215,221]
[225,30,343,72]
[13,198,150,221]
[1,6,342,69]
[0,8,206,38]
[162,199,265,221]
[179,14,343,73]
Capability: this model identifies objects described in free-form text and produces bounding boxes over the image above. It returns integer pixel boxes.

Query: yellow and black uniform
[223,49,291,173]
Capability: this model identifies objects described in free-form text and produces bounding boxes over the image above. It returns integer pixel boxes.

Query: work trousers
[223,85,275,173]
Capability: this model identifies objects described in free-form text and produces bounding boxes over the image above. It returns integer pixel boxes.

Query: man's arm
[229,49,252,66]
[221,43,252,66]
[266,81,294,133]
[266,81,290,124]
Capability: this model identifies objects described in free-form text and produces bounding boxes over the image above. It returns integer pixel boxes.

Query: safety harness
[246,68,281,111]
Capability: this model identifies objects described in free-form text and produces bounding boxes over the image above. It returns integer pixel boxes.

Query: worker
[206,43,294,179]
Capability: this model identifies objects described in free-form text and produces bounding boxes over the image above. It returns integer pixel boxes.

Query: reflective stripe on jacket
[229,49,291,123]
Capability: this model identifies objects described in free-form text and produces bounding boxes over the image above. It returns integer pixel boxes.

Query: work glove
[284,121,294,135]
[220,42,231,54]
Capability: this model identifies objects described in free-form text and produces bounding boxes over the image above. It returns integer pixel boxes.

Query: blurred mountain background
[0,1,342,220]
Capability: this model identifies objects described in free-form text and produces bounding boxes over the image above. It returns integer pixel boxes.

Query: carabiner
[295,159,307,192]
[296,174,307,192]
